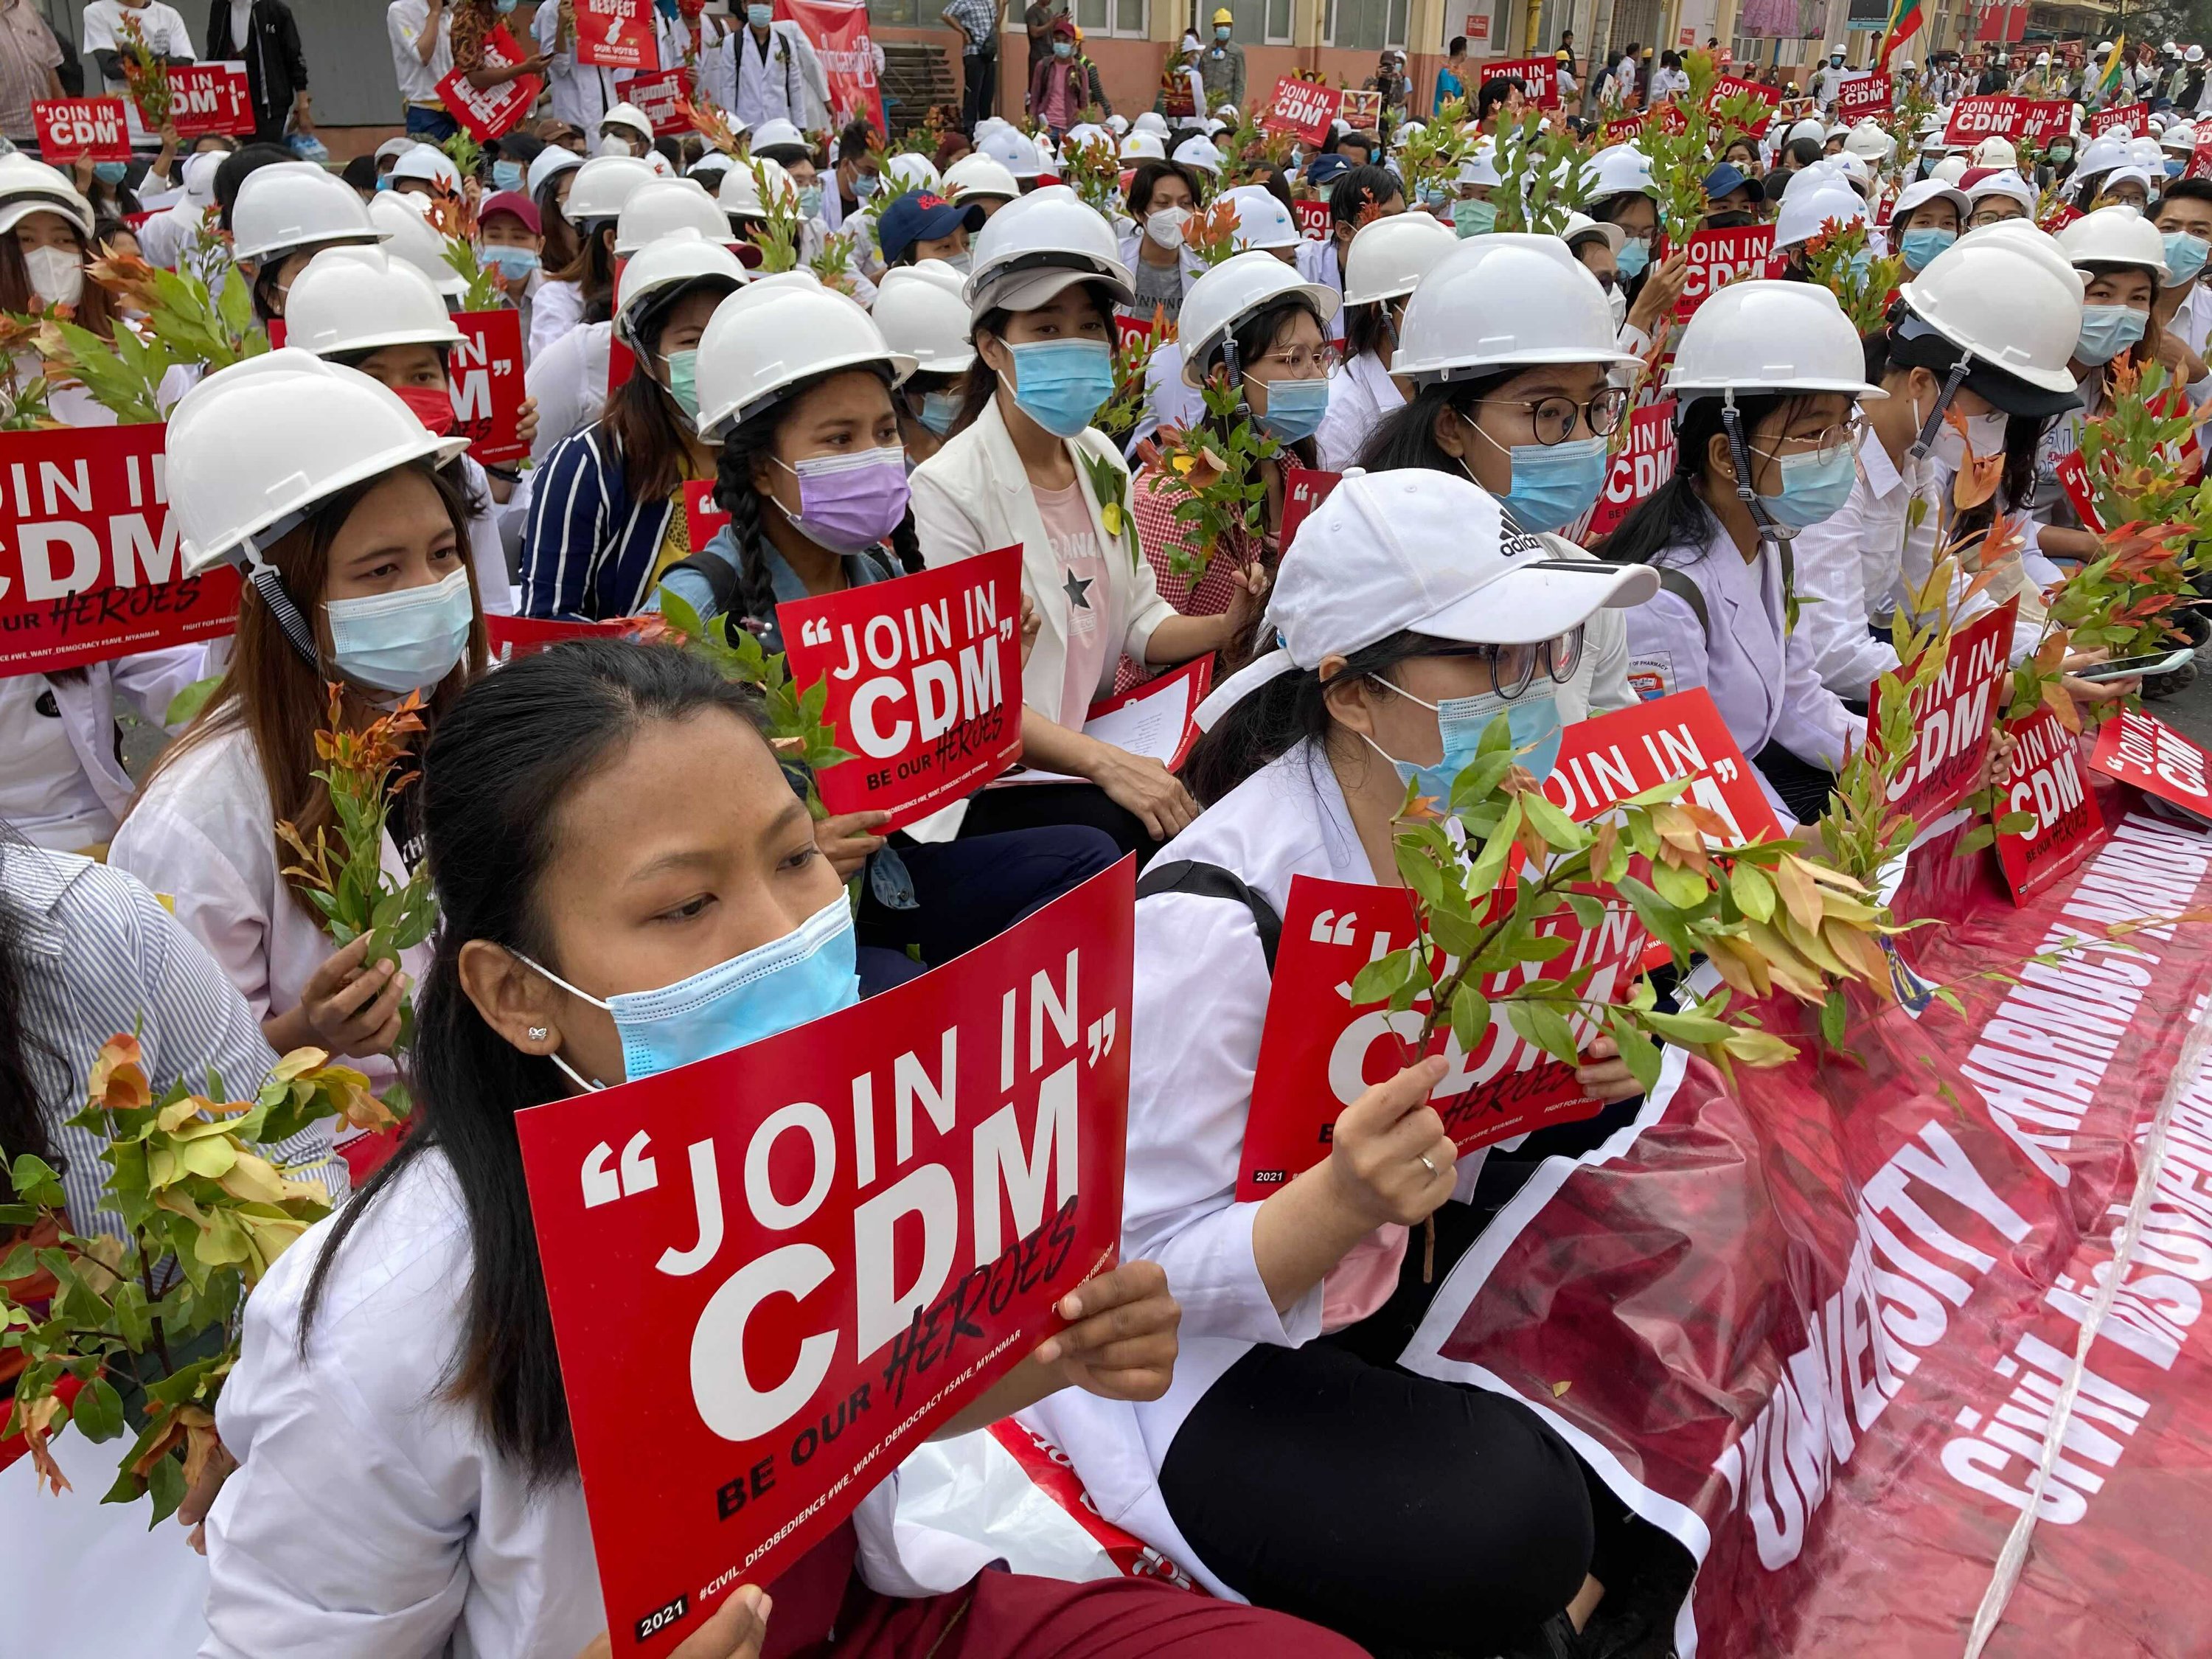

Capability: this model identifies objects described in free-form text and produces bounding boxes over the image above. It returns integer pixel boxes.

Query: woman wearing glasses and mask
[1599,279,1882,824]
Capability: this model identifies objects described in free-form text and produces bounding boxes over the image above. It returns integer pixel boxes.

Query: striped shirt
[518,422,678,619]
[943,0,998,49]
[8,845,347,1239]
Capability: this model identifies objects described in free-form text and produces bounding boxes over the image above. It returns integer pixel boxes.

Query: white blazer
[0,647,204,849]
[1315,349,1403,473]
[108,725,432,1101]
[526,276,585,365]
[525,318,612,465]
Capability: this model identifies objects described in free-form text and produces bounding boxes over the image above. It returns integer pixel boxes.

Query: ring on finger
[1418,1152,1437,1176]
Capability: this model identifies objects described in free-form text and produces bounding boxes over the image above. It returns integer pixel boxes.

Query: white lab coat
[201,1149,1002,1659]
[534,0,635,132]
[1293,234,1346,341]
[0,647,204,850]
[729,18,830,131]
[528,276,585,362]
[1783,426,1930,700]
[1026,736,1492,1599]
[1127,339,1204,454]
[461,454,517,614]
[525,318,613,464]
[108,724,432,1102]
[658,10,737,111]
[1315,349,1402,472]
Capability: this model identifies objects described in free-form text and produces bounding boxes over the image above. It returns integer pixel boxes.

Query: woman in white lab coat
[200,637,1359,1659]
[110,352,486,1119]
[1029,470,1658,1656]
[1312,209,1455,472]
[1602,279,1879,824]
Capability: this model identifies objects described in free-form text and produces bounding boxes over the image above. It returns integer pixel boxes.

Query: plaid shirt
[944,0,998,50]
[0,0,60,141]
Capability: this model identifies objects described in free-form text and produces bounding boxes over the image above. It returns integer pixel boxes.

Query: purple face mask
[773,446,911,554]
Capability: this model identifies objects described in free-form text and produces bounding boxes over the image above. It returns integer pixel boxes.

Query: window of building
[1327,0,1408,52]
[1227,0,1293,45]
[1075,0,1148,36]
[867,0,922,27]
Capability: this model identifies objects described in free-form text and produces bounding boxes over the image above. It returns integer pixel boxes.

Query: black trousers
[1752,739,1838,825]
[955,781,1162,865]
[963,44,998,127]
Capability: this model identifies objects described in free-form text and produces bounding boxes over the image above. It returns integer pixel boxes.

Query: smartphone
[2073,646,2197,681]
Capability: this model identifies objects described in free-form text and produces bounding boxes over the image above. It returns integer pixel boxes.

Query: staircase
[881,40,959,133]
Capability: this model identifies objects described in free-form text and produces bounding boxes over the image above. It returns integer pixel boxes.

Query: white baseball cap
[1192,469,1658,729]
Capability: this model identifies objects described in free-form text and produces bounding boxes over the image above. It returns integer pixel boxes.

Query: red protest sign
[517,859,1133,1655]
[1837,74,1891,122]
[2090,101,2148,139]
[1262,76,1340,145]
[0,423,240,676]
[1674,224,1784,321]
[1112,311,1166,348]
[779,0,886,132]
[2053,448,2105,534]
[1291,197,1332,240]
[1868,597,2017,827]
[2016,99,2071,145]
[2193,136,2212,182]
[1586,398,1677,540]
[2090,707,2212,822]
[32,98,129,161]
[448,309,529,466]
[779,546,1025,831]
[139,63,253,138]
[1944,94,2030,144]
[1994,707,2103,902]
[1707,72,1779,116]
[1478,55,1558,108]
[684,479,730,549]
[437,24,543,142]
[625,66,690,134]
[484,612,641,661]
[1604,102,1688,142]
[1279,465,1340,548]
[1540,686,1784,846]
[578,0,659,68]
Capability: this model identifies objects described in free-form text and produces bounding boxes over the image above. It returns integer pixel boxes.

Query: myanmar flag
[2095,32,2126,99]
[1874,0,1923,73]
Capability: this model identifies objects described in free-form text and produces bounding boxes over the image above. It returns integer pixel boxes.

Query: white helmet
[693,277,916,439]
[527,144,584,201]
[2073,131,2132,178]
[1105,113,1130,135]
[282,245,462,358]
[964,185,1134,313]
[170,349,466,579]
[1844,121,1893,162]
[1560,212,1625,257]
[2056,203,2172,284]
[1394,234,1639,382]
[1132,111,1169,137]
[2164,122,2199,152]
[230,161,383,265]
[0,153,91,236]
[1969,134,2018,170]
[614,178,736,256]
[1393,119,1427,149]
[885,152,942,193]
[749,118,810,159]
[1965,169,2037,211]
[870,262,977,374]
[943,153,1021,204]
[565,153,659,227]
[1458,143,1502,189]
[1582,143,1655,201]
[1121,131,1166,161]
[2126,135,2166,168]
[1664,280,1885,400]
[389,145,462,192]
[1784,117,1827,148]
[2190,44,2207,64]
[601,102,655,145]
[1223,184,1298,251]
[1773,181,1867,250]
[719,156,799,221]
[1932,156,1969,185]
[369,192,466,299]
[1341,210,1456,307]
[978,126,1042,179]
[1173,134,1224,174]
[615,228,749,349]
[1899,223,2084,394]
[1177,251,1340,385]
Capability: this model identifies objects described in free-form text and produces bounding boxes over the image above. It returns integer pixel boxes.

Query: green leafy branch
[654,587,855,811]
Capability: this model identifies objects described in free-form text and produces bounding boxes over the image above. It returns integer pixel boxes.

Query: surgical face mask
[796,182,824,218]
[1482,428,1610,534]
[1757,445,1857,531]
[1315,181,1335,204]
[92,161,128,186]
[1615,236,1651,279]
[1416,183,1444,208]
[1899,225,1955,269]
[482,242,540,280]
[748,2,773,24]
[1369,678,1566,802]
[495,0,518,13]
[2164,229,2211,286]
[1215,24,1231,38]
[324,566,474,695]
[2167,158,2186,178]
[1451,197,1497,237]
[852,172,879,201]
[660,347,700,420]
[917,387,963,435]
[1001,337,1114,437]
[1248,373,1328,442]
[377,173,396,192]
[1054,39,1072,56]
[491,159,525,192]
[2049,143,2073,163]
[773,445,913,553]
[1145,204,1190,248]
[519,894,860,1088]
[2076,302,2148,364]
[928,248,972,276]
[1930,407,2006,470]
[599,132,636,157]
[22,244,82,307]
[394,383,457,434]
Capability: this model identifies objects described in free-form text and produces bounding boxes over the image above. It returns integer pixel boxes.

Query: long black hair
[0,834,55,1173]
[1861,324,2042,543]
[1189,294,1326,470]
[710,364,923,629]
[1595,392,1795,568]
[299,641,771,1485]
[1354,368,1516,474]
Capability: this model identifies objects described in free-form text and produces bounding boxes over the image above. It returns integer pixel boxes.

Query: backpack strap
[1135,859,1283,973]
[1654,567,1711,641]
[659,542,745,625]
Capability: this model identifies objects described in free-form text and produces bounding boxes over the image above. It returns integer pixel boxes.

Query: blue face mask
[322,566,474,695]
[917,387,963,435]
[797,182,824,218]
[2166,157,2186,178]
[1758,445,1857,531]
[521,894,860,1087]
[2076,302,2148,364]
[1002,338,1114,437]
[1373,680,1566,803]
[1495,433,1610,533]
[852,172,878,201]
[1451,197,1497,237]
[748,1,773,23]
[1899,225,1955,270]
[376,173,396,192]
[1054,39,1072,56]
[483,243,540,280]
[491,159,525,192]
[1615,236,1651,279]
[93,161,128,186]
[1841,248,1874,284]
[1415,183,1444,207]
[1251,374,1328,442]
[2166,229,2211,286]
[1215,24,1231,38]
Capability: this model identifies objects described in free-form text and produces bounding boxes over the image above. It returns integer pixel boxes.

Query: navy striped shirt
[518,423,678,620]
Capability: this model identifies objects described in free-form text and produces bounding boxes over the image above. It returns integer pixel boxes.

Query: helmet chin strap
[238,530,324,672]
[1907,358,1972,460]
[1719,392,1792,548]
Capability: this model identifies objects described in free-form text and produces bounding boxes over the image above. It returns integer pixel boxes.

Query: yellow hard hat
[1212,7,1233,21]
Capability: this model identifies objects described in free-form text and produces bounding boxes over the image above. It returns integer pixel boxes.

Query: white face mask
[24,245,83,307]
[598,131,636,157]
[1607,281,1627,331]
[1145,205,1191,249]
[1919,393,2008,470]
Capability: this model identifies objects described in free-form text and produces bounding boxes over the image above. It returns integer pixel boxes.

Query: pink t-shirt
[1321,1225,1410,1332]
[1035,479,1111,726]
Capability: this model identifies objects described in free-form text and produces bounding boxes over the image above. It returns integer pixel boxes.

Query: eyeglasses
[1469,387,1630,445]
[1250,347,1334,378]
[1422,626,1587,698]
[1756,417,1863,465]
[1966,206,2025,228]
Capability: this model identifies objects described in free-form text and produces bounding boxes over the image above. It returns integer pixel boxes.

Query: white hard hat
[719,155,798,220]
[1969,134,2018,169]
[2164,122,2199,152]
[978,126,1042,179]
[885,152,942,193]
[1121,131,1166,162]
[1177,251,1340,385]
[2074,132,2132,177]
[871,262,978,374]
[1892,178,1971,224]
[1784,117,1828,148]
[373,136,417,164]
[230,161,383,265]
[1825,122,1849,141]
[614,178,735,256]
[1844,122,1893,161]
[1064,122,1113,153]
[1664,279,1885,400]
[1965,169,2037,210]
[1560,211,1625,256]
[282,245,462,358]
[1173,134,1224,173]
[1394,233,1639,382]
[1223,184,1298,251]
[2190,44,2206,63]
[1341,210,1456,307]
[390,145,462,192]
[2126,136,2166,169]
[2056,203,2171,283]
[1932,156,1969,185]
[614,228,749,349]
[1458,142,1502,189]
[687,151,735,182]
[0,153,91,236]
[693,276,915,439]
[2096,164,2157,198]
[1393,119,1427,149]
[565,153,660,227]
[527,144,584,201]
[601,102,655,143]
[170,349,467,580]
[1898,222,2085,394]
[1773,181,1867,250]
[647,149,675,178]
[749,118,809,158]
[1105,114,1130,135]
[1133,111,1169,137]
[944,152,1021,204]
[964,185,1134,316]
[1899,58,1914,71]
[1581,143,1656,200]
[368,192,466,299]
[1833,153,1874,194]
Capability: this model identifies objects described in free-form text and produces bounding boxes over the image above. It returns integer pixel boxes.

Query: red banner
[1995,709,2104,902]
[2053,449,2106,535]
[2091,709,2212,822]
[625,66,689,134]
[448,309,529,466]
[1708,72,1781,116]
[0,423,240,676]
[1291,197,1332,240]
[1477,55,1559,108]
[1836,74,1891,122]
[2193,137,2212,183]
[518,859,1133,1655]
[1942,94,2064,145]
[1973,0,2028,41]
[1396,791,2212,1658]
[684,479,730,550]
[135,63,252,138]
[31,98,129,162]
[1262,75,1341,145]
[484,612,641,661]
[2089,101,2149,138]
[577,0,659,69]
[1868,597,2017,827]
[1602,102,1689,142]
[437,24,543,142]
[2017,98,2072,145]
[1279,465,1340,548]
[778,0,886,130]
[779,546,1025,831]
[1587,398,1677,540]
[1674,224,1784,321]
